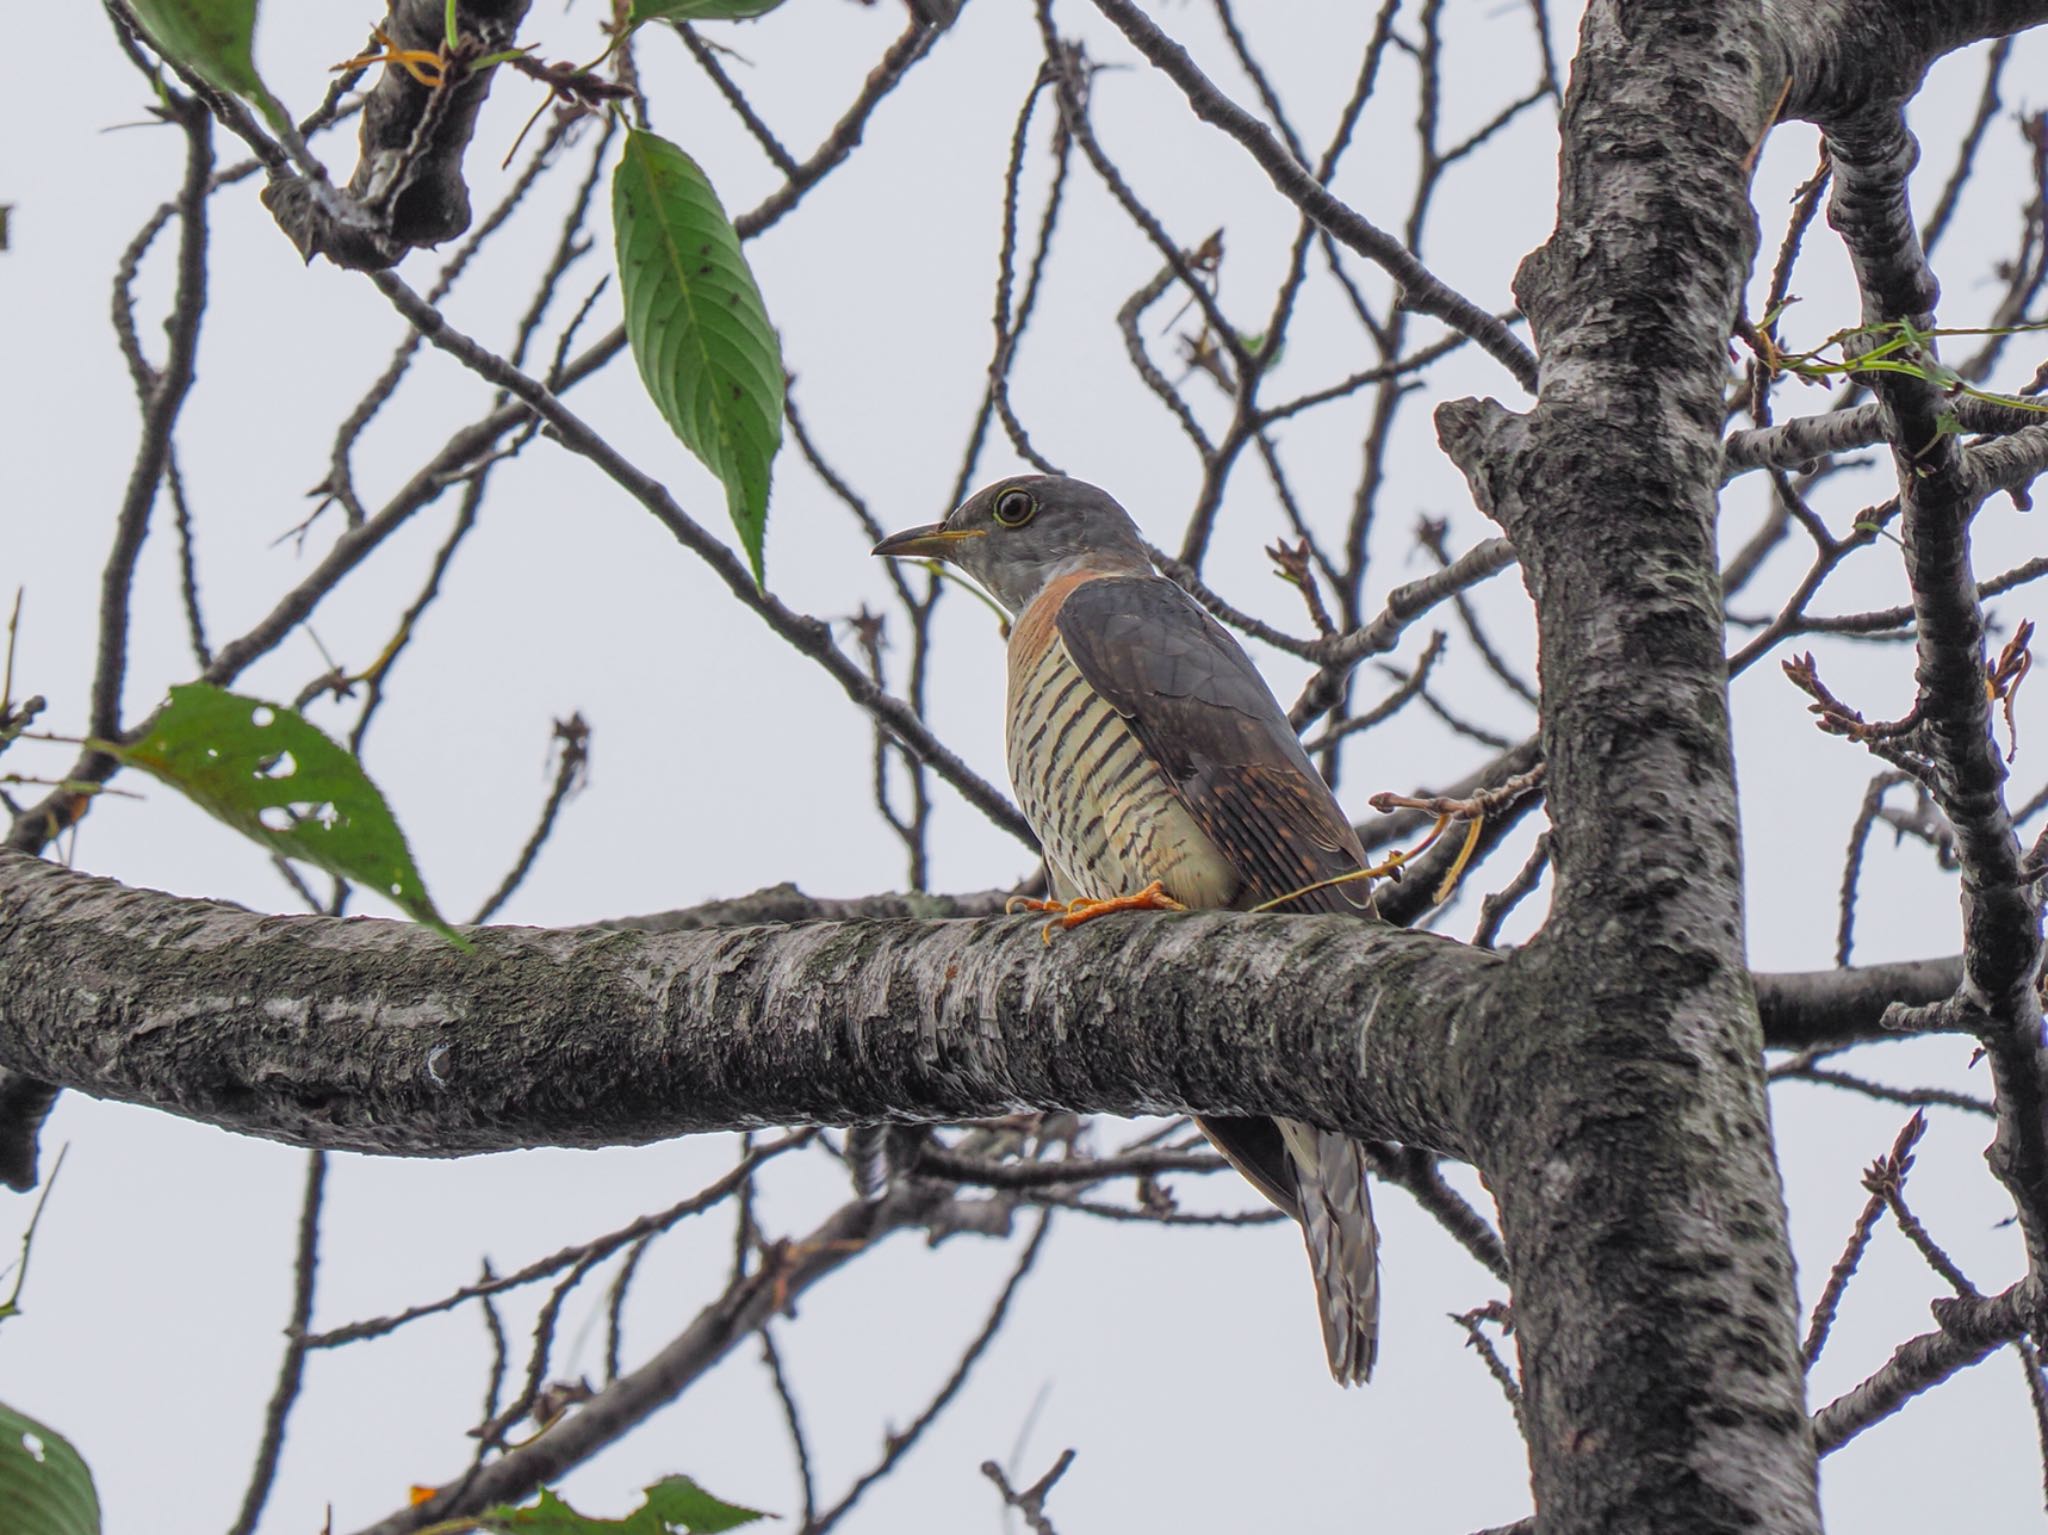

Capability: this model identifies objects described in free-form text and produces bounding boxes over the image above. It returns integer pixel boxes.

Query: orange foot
[1006,880,1187,945]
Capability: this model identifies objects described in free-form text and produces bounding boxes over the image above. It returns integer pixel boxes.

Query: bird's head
[872,474,1154,615]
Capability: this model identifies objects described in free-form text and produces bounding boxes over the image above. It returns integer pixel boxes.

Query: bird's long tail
[1276,1119,1380,1384]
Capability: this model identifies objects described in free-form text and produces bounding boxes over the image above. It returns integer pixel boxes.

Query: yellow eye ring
[993,488,1035,527]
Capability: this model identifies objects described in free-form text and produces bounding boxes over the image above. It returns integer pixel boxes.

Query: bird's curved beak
[871,523,986,560]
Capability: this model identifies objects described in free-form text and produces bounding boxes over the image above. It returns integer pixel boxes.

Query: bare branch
[1812,1283,2036,1455]
[470,714,590,924]
[225,1150,326,1535]
[980,1448,1076,1535]
[806,1212,1050,1535]
[1826,100,2048,1275]
[1084,0,1538,392]
[353,1184,994,1535]
[366,269,1035,848]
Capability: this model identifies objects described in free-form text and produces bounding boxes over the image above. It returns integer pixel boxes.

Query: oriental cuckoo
[875,474,1381,1383]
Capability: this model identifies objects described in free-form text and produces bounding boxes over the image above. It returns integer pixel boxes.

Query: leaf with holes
[125,0,285,132]
[475,1477,770,1533]
[614,128,783,585]
[0,1403,100,1535]
[109,684,465,946]
[627,0,787,23]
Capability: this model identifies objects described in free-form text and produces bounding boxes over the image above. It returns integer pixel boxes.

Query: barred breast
[1005,574,1239,906]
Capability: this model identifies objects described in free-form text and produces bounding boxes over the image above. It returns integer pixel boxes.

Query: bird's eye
[993,488,1036,527]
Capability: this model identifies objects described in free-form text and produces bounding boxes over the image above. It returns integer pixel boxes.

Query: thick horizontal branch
[591,877,1963,1052]
[602,884,1014,932]
[0,849,1494,1162]
[0,853,1968,1174]
[1752,955,1962,1050]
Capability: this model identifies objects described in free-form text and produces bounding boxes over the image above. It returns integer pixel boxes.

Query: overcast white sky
[5,3,2048,1532]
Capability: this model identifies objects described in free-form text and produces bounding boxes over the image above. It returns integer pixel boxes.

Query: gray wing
[1057,574,1379,1306]
[1054,575,1373,915]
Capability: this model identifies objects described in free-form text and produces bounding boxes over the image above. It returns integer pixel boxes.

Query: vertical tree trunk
[1441,5,1821,1529]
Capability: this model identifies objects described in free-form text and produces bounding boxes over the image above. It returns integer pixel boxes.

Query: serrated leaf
[109,684,465,946]
[125,0,285,131]
[477,1477,770,1533]
[614,129,783,585]
[629,0,787,23]
[0,1403,101,1535]
[642,1477,770,1533]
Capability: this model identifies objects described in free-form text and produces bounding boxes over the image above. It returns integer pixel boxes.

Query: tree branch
[1825,100,2048,1278]
[0,847,1494,1162]
[354,1183,987,1535]
[1084,0,1538,392]
[1811,1282,2037,1454]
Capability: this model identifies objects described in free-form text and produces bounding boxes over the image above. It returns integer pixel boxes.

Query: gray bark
[7,3,2048,1532]
[1439,3,1816,1527]
[0,850,1963,1162]
[0,847,1493,1158]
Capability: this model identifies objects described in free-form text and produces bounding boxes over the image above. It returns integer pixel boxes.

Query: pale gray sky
[3,3,2045,1531]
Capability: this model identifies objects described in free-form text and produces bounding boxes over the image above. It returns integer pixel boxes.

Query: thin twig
[226,1150,326,1535]
[470,714,591,924]
[306,1131,812,1349]
[760,1326,818,1528]
[981,1449,1076,1535]
[805,1212,1053,1535]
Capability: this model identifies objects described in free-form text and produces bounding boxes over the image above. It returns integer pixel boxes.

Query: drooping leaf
[628,0,787,23]
[124,0,285,131]
[0,1403,101,1535]
[108,683,465,946]
[125,0,261,95]
[614,129,783,585]
[476,1477,770,1533]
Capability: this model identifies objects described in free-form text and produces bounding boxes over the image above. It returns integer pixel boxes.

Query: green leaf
[108,684,465,946]
[614,129,784,584]
[628,0,788,23]
[642,1478,771,1533]
[476,1477,770,1533]
[0,1403,101,1535]
[124,0,285,131]
[126,0,262,96]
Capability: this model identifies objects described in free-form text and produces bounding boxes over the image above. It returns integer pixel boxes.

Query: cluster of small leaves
[1749,313,2048,417]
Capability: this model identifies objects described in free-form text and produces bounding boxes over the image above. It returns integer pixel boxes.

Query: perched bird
[875,474,1381,1382]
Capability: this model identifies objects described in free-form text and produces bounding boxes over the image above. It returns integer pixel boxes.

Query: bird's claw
[1013,879,1188,944]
